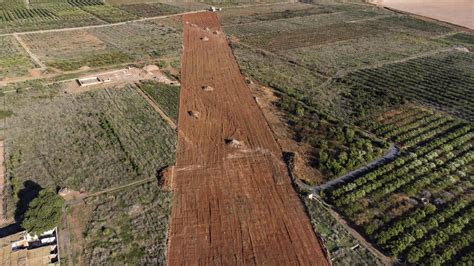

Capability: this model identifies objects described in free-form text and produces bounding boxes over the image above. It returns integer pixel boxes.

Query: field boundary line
[65,176,156,206]
[309,195,394,265]
[333,46,461,79]
[134,84,177,130]
[13,34,46,69]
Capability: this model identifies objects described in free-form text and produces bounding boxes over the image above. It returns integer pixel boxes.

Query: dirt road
[167,12,329,265]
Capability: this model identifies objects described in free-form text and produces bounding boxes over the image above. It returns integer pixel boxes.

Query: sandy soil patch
[372,0,474,29]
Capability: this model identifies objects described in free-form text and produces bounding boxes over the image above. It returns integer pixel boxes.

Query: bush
[21,189,64,234]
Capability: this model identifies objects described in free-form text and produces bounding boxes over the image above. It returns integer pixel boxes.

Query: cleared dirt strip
[167,12,329,265]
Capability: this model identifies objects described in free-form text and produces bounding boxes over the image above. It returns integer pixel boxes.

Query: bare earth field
[167,12,329,265]
[373,0,474,29]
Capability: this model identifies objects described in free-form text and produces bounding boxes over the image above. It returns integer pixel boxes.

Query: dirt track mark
[13,34,46,69]
[134,85,177,130]
[167,12,329,265]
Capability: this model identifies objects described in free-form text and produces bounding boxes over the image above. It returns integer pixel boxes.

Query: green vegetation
[49,51,132,71]
[0,36,36,79]
[278,95,388,180]
[335,51,474,122]
[303,196,382,265]
[138,81,180,122]
[79,182,171,264]
[117,3,184,17]
[80,4,138,22]
[22,18,181,71]
[22,189,64,234]
[323,106,473,263]
[442,32,474,50]
[5,85,176,194]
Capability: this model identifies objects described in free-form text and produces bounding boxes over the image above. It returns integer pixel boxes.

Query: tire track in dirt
[167,12,329,265]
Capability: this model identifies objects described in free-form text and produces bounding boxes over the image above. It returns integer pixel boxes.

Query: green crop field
[0,36,36,79]
[4,85,176,217]
[138,81,180,122]
[323,106,473,264]
[335,51,474,122]
[21,18,181,71]
[117,3,184,17]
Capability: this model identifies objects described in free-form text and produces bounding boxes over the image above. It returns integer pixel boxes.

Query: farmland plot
[5,85,176,201]
[336,51,474,122]
[117,3,184,17]
[441,32,474,50]
[233,44,326,104]
[22,30,132,71]
[218,2,345,25]
[79,4,138,22]
[0,5,104,33]
[70,182,171,265]
[225,8,393,50]
[87,20,182,60]
[0,36,36,79]
[283,33,451,76]
[277,95,388,180]
[323,106,473,264]
[138,81,180,122]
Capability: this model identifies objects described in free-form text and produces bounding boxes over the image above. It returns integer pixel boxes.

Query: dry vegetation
[4,84,176,218]
[67,182,171,265]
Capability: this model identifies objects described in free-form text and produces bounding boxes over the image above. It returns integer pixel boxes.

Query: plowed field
[167,12,329,265]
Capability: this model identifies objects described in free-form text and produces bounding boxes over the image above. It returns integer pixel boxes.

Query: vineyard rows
[323,107,473,264]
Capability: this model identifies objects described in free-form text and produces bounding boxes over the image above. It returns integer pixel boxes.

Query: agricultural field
[64,182,171,265]
[79,4,138,23]
[283,33,451,76]
[21,18,182,71]
[138,81,180,122]
[335,51,474,122]
[0,4,104,33]
[303,197,382,265]
[0,36,36,80]
[322,106,473,264]
[441,32,474,50]
[4,85,176,217]
[22,30,131,71]
[117,2,184,17]
[277,94,388,181]
[87,19,182,60]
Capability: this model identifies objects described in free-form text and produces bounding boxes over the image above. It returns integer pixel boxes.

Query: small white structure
[209,6,222,12]
[76,77,111,87]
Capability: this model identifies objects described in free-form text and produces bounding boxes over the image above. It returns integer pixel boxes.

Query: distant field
[66,182,171,265]
[21,18,182,70]
[5,85,176,210]
[0,36,36,79]
[336,51,474,122]
[323,105,473,264]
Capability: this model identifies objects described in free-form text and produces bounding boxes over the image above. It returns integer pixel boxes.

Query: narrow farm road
[314,144,399,192]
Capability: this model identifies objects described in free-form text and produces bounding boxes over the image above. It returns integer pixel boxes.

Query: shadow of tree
[14,180,43,224]
[0,180,42,237]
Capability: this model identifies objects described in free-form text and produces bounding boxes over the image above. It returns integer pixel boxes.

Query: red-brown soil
[167,12,329,265]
